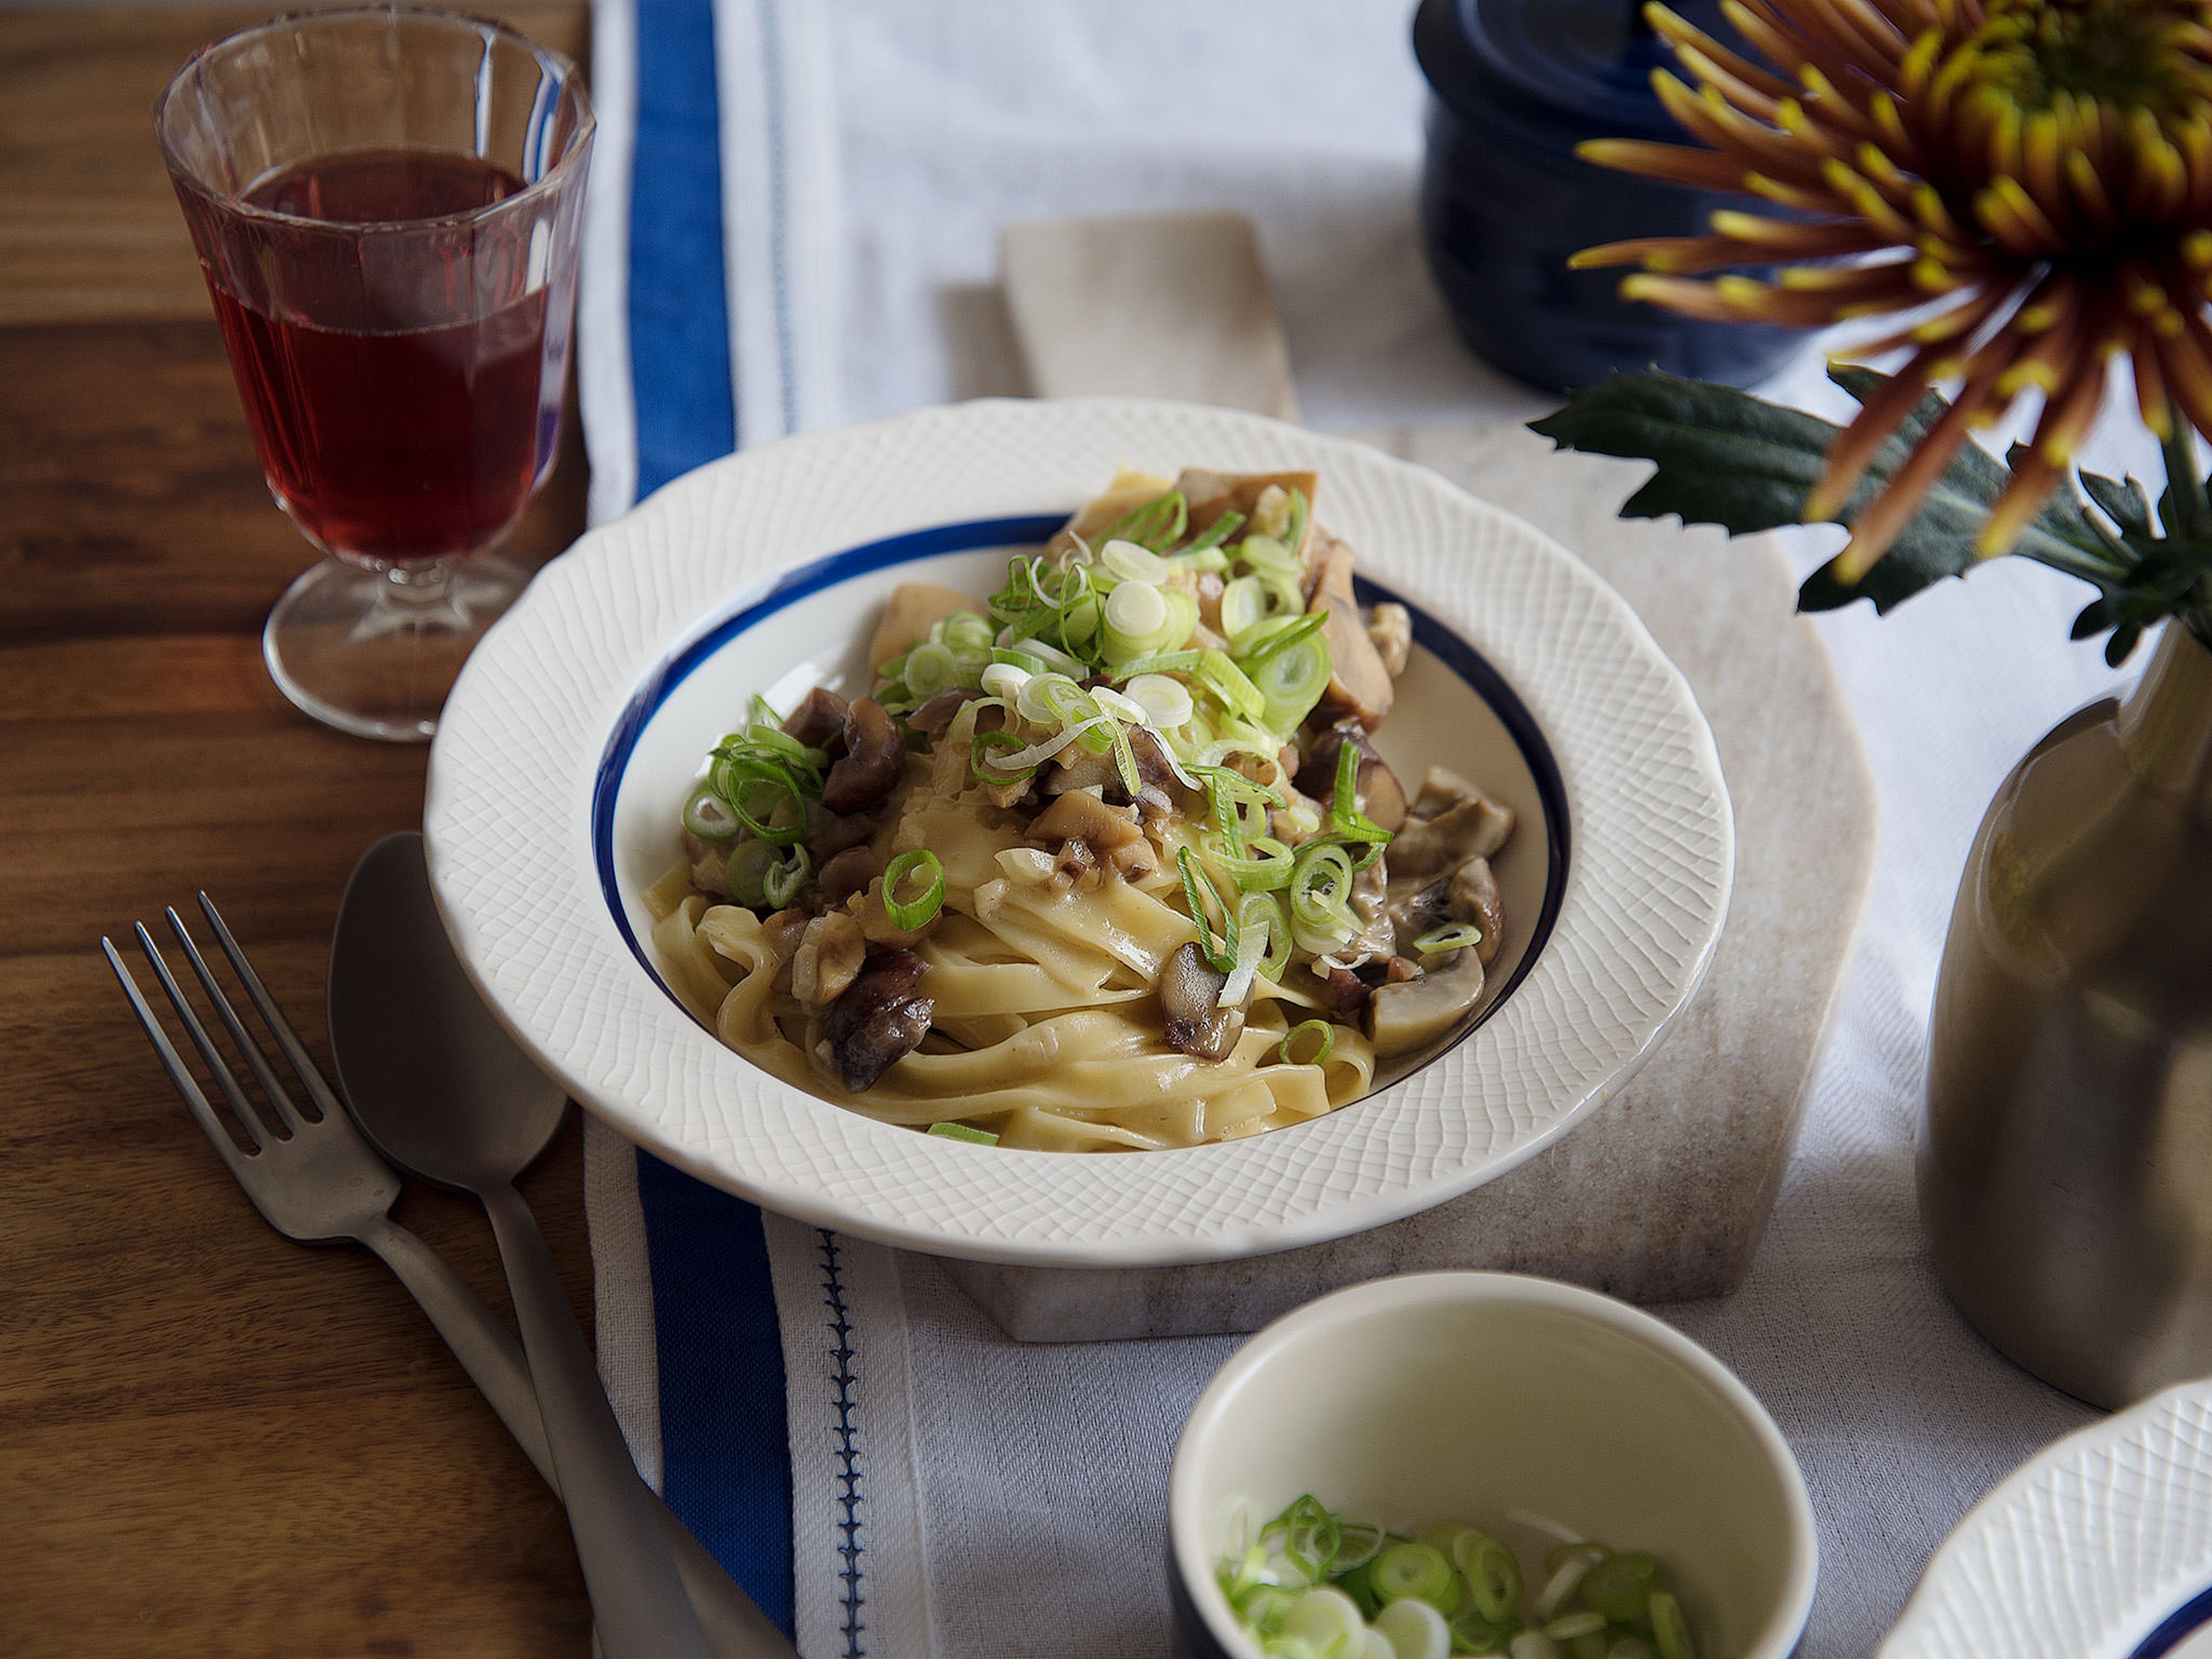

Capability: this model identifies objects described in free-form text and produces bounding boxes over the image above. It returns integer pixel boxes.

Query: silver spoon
[327,832,717,1659]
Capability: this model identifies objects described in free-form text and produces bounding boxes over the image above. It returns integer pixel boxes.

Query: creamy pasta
[646,467,1517,1152]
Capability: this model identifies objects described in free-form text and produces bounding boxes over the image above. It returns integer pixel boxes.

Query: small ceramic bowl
[1168,1272,1816,1659]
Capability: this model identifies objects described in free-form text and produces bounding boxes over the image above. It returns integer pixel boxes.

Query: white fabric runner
[579,3,2184,1653]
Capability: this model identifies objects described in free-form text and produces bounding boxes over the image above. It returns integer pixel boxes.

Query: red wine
[200,150,562,564]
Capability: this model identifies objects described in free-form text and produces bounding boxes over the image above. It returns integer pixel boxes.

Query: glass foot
[263,554,531,742]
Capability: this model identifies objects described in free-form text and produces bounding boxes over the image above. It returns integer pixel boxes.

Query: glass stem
[381,558,456,612]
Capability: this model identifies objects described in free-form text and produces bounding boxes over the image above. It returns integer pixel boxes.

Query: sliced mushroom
[1388,766,1516,884]
[906,689,974,738]
[846,874,939,948]
[791,911,867,1006]
[1305,529,1395,728]
[781,687,849,751]
[807,799,879,862]
[822,697,906,813]
[1159,942,1247,1060]
[1367,948,1486,1057]
[817,844,884,907]
[1309,962,1372,1016]
[868,583,977,676]
[1296,719,1409,833]
[1052,837,1099,888]
[1043,725,1177,803]
[1032,787,1146,854]
[1449,856,1506,966]
[1367,603,1412,678]
[1386,874,1449,944]
[821,949,935,1091]
[1385,956,1422,984]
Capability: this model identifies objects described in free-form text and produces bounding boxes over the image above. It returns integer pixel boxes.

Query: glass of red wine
[156,6,594,741]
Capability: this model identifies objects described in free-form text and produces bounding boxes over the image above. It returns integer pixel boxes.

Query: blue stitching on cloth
[818,1230,868,1657]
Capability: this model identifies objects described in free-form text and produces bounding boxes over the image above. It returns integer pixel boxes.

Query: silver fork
[104,897,784,1659]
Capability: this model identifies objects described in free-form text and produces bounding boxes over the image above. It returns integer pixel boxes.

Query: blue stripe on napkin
[625,0,793,1633]
[630,0,738,494]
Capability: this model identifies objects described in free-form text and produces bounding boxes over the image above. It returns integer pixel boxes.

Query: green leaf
[1527,369,2126,616]
[2075,469,2154,540]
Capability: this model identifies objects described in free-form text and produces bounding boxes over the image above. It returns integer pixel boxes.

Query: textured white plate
[1880,1379,2212,1659]
[424,397,1732,1267]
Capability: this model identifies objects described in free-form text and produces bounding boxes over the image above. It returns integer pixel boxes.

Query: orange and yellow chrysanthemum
[1575,0,2212,577]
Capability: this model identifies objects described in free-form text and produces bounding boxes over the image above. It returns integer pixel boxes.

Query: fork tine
[103,934,261,1166]
[164,907,308,1134]
[130,921,271,1151]
[196,892,349,1123]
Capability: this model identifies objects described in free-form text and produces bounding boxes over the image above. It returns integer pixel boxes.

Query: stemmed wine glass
[156,6,594,741]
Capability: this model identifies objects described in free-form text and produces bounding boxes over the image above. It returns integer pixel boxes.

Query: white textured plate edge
[1877,1378,2212,1659]
[423,396,1733,1267]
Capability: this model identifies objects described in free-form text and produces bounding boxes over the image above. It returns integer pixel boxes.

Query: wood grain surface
[2,6,600,1654]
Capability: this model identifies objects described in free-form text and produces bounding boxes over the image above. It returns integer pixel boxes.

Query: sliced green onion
[970,728,1037,784]
[1289,842,1357,952]
[1241,608,1328,668]
[762,844,811,910]
[1331,1524,1385,1575]
[1123,672,1194,730]
[1649,1592,1694,1659]
[1448,1607,1517,1656]
[1373,1599,1450,1659]
[1282,487,1310,559]
[1221,571,1304,641]
[1283,1589,1367,1658]
[1181,507,1245,555]
[1544,1613,1606,1642]
[995,624,1085,678]
[1543,1544,1609,1575]
[1245,620,1333,734]
[1236,532,1300,575]
[1533,1559,1592,1623]
[1196,649,1267,722]
[882,849,946,930]
[1577,1554,1659,1624]
[1176,847,1237,972]
[723,837,778,909]
[1279,1020,1336,1066]
[1605,1638,1654,1659]
[926,1122,998,1145]
[1170,545,1230,574]
[1103,579,1196,664]
[903,639,958,698]
[1415,922,1483,954]
[1101,489,1187,552]
[1109,721,1144,796]
[1214,835,1297,892]
[1101,537,1173,583]
[1455,1534,1522,1624]
[940,609,995,653]
[1109,648,1206,680]
[1369,1542,1456,1611]
[990,645,1048,673]
[979,661,1031,700]
[683,779,743,842]
[1236,1585,1301,1635]
[713,755,809,846]
[1271,1496,1343,1582]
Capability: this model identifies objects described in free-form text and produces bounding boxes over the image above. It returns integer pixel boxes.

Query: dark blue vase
[1414,0,1801,395]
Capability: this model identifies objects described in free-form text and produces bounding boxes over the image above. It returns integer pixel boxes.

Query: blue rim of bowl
[2134,1590,2212,1658]
[590,511,1571,1089]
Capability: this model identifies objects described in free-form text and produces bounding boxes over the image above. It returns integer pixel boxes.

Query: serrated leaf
[1528,369,2125,616]
[2078,469,2153,539]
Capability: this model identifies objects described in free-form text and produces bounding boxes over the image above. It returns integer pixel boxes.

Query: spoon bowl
[327,832,567,1191]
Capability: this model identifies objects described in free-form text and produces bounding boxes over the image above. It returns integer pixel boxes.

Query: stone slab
[938,214,1876,1340]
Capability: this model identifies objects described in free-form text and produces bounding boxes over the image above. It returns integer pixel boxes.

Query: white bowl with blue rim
[1167,1272,1817,1659]
[1877,1376,2212,1659]
[423,396,1732,1267]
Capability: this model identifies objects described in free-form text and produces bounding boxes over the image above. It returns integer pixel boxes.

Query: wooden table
[1,6,609,1653]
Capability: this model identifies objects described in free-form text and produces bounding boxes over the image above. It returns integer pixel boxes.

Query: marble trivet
[938,214,1876,1340]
